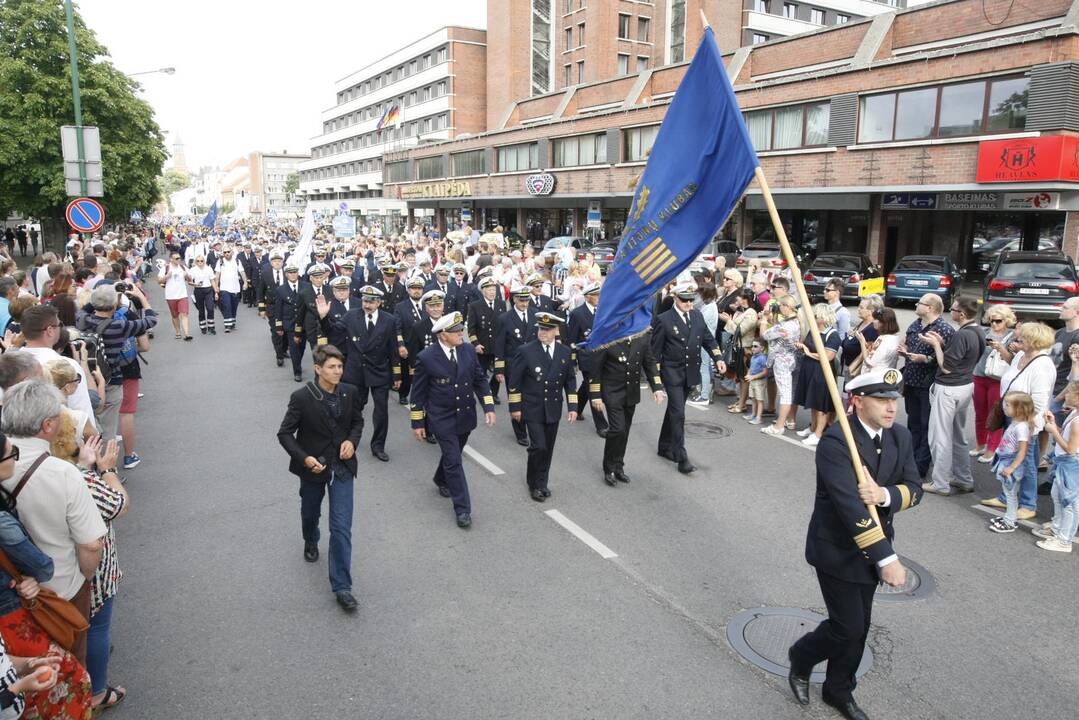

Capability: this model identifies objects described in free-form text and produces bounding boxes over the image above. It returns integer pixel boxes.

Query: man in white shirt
[19,305,96,428]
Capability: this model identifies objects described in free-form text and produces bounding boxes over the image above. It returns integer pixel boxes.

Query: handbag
[1,454,90,652]
[986,354,1050,432]
[982,332,1013,380]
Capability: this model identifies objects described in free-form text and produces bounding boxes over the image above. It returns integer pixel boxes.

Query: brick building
[385,0,1079,273]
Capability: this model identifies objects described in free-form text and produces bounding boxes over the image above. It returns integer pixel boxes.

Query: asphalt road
[107,287,1076,720]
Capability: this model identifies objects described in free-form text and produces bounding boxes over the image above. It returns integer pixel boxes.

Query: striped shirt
[82,471,125,616]
[0,634,23,719]
[78,309,159,385]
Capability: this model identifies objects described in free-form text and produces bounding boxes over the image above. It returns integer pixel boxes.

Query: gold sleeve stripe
[469,335,478,343]
[410,411,425,420]
[294,325,304,332]
[275,321,283,326]
[898,485,912,512]
[853,526,886,549]
[567,394,578,404]
[317,337,329,346]
[711,348,721,357]
[483,395,494,405]
[495,360,505,369]
[589,383,601,392]
[653,376,661,385]
[397,335,404,342]
[393,366,401,374]
[508,393,523,402]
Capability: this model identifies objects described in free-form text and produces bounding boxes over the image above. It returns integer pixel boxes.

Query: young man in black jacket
[277,345,365,613]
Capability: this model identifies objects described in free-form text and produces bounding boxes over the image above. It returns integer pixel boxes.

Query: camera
[114,282,129,294]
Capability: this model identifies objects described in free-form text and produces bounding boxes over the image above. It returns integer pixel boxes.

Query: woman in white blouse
[157,252,192,340]
[854,307,901,373]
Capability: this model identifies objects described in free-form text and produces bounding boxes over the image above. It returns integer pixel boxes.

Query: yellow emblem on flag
[632,185,651,222]
[631,237,678,285]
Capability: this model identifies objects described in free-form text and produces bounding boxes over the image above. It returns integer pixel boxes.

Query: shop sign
[1003,191,1059,210]
[940,192,999,211]
[399,181,473,200]
[461,207,472,223]
[525,173,556,196]
[909,193,937,210]
[587,200,602,229]
[975,136,1079,183]
[881,193,909,209]
[332,215,356,238]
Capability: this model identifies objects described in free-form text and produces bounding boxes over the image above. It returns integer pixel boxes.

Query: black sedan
[983,250,1079,321]
[802,253,884,302]
[577,242,617,274]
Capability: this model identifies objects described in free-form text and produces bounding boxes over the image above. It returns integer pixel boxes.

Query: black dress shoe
[438,486,451,497]
[456,513,472,528]
[372,449,389,462]
[335,591,359,612]
[530,488,545,502]
[604,472,618,487]
[615,471,631,483]
[596,428,608,438]
[304,542,318,563]
[493,397,501,405]
[294,373,303,382]
[398,397,410,405]
[540,488,551,498]
[516,437,529,447]
[658,450,677,462]
[425,434,438,445]
[787,650,810,706]
[678,460,696,475]
[822,694,869,720]
[276,357,284,367]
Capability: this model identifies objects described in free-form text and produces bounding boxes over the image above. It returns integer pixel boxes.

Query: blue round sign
[66,197,105,233]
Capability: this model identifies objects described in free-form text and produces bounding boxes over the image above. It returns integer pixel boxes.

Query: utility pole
[64,0,87,196]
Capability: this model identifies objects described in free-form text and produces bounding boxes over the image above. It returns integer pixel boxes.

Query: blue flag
[584,27,759,350]
[201,201,218,229]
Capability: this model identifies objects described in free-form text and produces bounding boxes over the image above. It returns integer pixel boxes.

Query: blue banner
[584,27,759,350]
[201,201,218,229]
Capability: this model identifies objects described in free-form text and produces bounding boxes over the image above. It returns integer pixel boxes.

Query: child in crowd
[989,392,1035,533]
[743,341,769,425]
[1038,381,1079,552]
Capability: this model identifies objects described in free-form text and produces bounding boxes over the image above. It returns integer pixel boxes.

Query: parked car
[734,240,813,273]
[885,255,964,307]
[576,240,617,274]
[983,250,1079,320]
[972,236,1059,274]
[695,239,740,270]
[540,236,584,261]
[802,253,883,302]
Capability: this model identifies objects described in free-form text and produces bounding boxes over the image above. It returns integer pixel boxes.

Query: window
[669,0,685,62]
[577,61,585,83]
[578,22,585,45]
[409,60,417,74]
[564,0,572,11]
[423,54,432,69]
[416,156,444,180]
[857,76,1029,142]
[752,33,769,45]
[754,0,769,12]
[623,125,659,161]
[783,3,796,18]
[553,133,607,167]
[618,53,630,75]
[637,55,649,72]
[497,143,539,172]
[422,86,431,102]
[452,150,486,176]
[638,17,650,42]
[565,64,573,86]
[437,47,447,63]
[437,114,448,130]
[810,8,824,23]
[836,14,849,23]
[618,13,631,39]
[532,0,552,95]
[437,81,447,96]
[409,91,417,106]
[566,27,573,49]
[744,101,830,151]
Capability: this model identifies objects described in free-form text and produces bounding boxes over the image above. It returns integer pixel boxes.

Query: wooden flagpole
[699,10,880,524]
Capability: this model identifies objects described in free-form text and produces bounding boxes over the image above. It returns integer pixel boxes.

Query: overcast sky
[78,0,487,171]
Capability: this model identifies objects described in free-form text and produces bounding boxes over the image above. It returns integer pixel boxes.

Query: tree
[160,168,191,198]
[0,0,167,244]
[283,172,299,197]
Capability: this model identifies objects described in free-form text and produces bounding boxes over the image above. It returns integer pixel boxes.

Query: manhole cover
[726,607,873,682]
[875,556,935,603]
[684,421,732,439]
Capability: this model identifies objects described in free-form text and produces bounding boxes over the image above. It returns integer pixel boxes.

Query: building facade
[297,26,487,229]
[248,151,309,220]
[385,0,1079,273]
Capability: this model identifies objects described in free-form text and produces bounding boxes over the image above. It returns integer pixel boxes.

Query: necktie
[547,344,554,360]
[449,347,457,372]
[519,312,526,323]
[488,301,494,311]
[872,434,882,455]
[275,270,281,285]
[367,314,374,333]
[290,283,297,293]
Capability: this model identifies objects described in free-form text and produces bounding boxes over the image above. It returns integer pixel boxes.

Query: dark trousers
[525,420,560,491]
[299,470,355,593]
[193,287,216,328]
[603,403,636,474]
[287,331,306,374]
[242,284,255,306]
[478,354,500,399]
[398,362,413,402]
[219,290,240,327]
[355,382,389,452]
[789,569,876,702]
[658,383,689,462]
[577,374,608,431]
[904,385,932,477]
[269,322,287,360]
[434,430,472,515]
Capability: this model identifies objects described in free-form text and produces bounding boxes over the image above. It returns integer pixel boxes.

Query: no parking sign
[66,197,105,233]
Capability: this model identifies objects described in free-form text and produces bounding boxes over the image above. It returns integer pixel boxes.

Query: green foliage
[283,172,299,197]
[0,0,167,222]
[160,168,191,210]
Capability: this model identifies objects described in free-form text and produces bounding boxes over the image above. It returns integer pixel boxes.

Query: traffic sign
[66,197,105,233]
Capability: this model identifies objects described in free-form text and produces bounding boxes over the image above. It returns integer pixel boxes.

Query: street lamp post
[128,67,176,78]
[63,0,86,196]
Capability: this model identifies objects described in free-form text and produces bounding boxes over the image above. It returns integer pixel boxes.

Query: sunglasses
[0,446,19,463]
[67,374,82,385]
[989,319,1005,324]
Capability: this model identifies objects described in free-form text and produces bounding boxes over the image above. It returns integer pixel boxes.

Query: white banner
[292,205,316,275]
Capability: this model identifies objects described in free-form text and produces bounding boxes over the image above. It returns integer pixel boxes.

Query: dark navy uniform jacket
[589,332,663,407]
[493,306,538,372]
[565,303,597,368]
[407,315,440,365]
[806,420,923,585]
[507,340,578,423]
[297,283,332,345]
[650,307,722,388]
[424,280,460,312]
[259,267,285,317]
[323,308,403,388]
[410,342,495,436]
[466,297,508,351]
[375,279,407,309]
[273,282,306,335]
[395,297,425,342]
[320,298,355,351]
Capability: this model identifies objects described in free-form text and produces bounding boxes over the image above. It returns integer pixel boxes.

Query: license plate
[907,279,929,286]
[1019,288,1051,295]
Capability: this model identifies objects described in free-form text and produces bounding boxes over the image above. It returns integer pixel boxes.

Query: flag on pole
[376,104,401,131]
[291,205,317,276]
[584,27,759,350]
[201,201,218,229]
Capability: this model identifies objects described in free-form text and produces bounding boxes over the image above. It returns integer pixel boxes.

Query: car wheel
[884,295,896,308]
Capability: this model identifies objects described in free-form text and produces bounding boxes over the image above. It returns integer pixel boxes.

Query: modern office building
[297,26,487,228]
[248,151,309,219]
[384,0,1079,270]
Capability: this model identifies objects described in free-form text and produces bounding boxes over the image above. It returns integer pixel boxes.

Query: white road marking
[766,432,815,452]
[462,445,505,476]
[971,503,1042,531]
[544,509,618,559]
[687,402,709,413]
